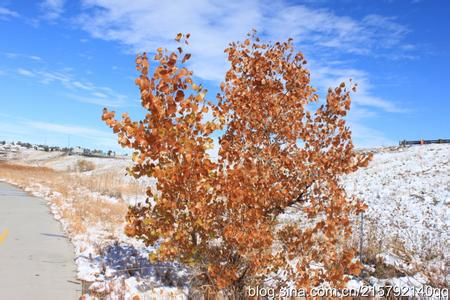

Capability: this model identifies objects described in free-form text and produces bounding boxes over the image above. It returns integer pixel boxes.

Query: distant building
[72,147,83,155]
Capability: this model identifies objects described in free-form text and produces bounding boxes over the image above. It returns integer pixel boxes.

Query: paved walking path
[0,181,80,299]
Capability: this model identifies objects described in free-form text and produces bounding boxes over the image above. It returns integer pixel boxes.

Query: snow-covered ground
[343,144,449,292]
[1,143,448,298]
[4,147,130,173]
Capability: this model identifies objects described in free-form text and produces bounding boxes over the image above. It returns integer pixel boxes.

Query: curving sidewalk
[0,181,80,299]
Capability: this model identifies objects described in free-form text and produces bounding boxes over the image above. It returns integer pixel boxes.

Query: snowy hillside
[1,143,448,298]
[344,144,449,288]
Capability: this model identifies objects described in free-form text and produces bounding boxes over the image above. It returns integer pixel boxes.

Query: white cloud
[73,0,412,148]
[35,69,71,85]
[349,122,396,148]
[71,80,93,90]
[25,120,110,139]
[0,121,30,136]
[14,67,129,107]
[29,55,43,61]
[66,93,126,107]
[0,6,19,20]
[4,52,18,59]
[17,68,35,77]
[4,52,42,61]
[75,0,410,112]
[24,120,121,149]
[92,92,107,98]
[77,1,411,80]
[361,14,409,48]
[307,61,406,146]
[0,114,121,150]
[206,135,220,161]
[40,0,65,20]
[310,63,407,113]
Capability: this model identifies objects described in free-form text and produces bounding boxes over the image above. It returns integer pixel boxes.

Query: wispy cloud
[77,0,413,81]
[349,122,396,148]
[75,0,410,118]
[25,120,110,139]
[3,52,43,61]
[73,0,412,148]
[0,121,30,136]
[360,14,409,49]
[15,67,129,107]
[29,55,42,61]
[17,68,35,77]
[307,60,406,147]
[0,115,120,150]
[24,120,121,149]
[65,93,127,107]
[0,6,19,20]
[310,63,407,113]
[0,111,120,149]
[40,0,65,21]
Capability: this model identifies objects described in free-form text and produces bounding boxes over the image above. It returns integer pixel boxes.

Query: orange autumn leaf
[182,53,191,63]
[175,32,183,41]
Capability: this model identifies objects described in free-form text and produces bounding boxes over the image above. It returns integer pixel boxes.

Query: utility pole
[359,212,364,264]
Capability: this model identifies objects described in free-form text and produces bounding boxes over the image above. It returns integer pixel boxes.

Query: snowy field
[0,143,448,299]
[343,144,449,296]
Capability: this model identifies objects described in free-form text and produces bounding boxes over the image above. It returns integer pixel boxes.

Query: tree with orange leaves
[102,32,371,297]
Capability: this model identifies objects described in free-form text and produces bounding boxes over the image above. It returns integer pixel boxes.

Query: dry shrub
[76,159,96,172]
[350,214,448,288]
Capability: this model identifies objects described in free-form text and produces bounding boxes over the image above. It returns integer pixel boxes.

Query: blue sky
[0,0,449,152]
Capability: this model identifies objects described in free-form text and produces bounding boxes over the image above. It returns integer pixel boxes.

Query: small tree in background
[102,32,372,296]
